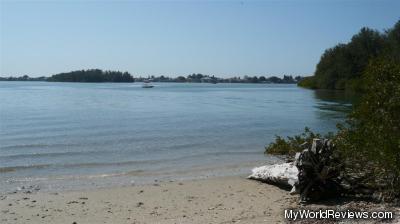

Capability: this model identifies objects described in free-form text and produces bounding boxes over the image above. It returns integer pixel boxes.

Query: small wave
[0,144,51,150]
[0,164,51,173]
[0,143,77,150]
[0,150,108,160]
[5,172,130,183]
[0,150,260,173]
[0,160,158,174]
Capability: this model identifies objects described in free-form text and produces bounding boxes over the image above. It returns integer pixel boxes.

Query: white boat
[142,80,154,88]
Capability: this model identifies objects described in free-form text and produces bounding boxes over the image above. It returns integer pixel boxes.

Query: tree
[267,76,281,83]
[176,76,186,82]
[385,20,400,61]
[299,20,398,91]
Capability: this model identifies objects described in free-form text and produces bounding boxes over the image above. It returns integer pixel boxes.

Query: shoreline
[0,159,277,195]
[0,175,296,224]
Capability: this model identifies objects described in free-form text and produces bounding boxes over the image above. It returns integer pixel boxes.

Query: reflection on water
[313,89,359,121]
[314,89,360,104]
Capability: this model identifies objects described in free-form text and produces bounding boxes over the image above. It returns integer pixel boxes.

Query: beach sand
[0,176,295,224]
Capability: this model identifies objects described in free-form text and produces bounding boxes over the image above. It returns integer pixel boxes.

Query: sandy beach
[0,176,296,224]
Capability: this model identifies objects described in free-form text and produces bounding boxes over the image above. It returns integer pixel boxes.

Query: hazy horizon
[1,0,399,78]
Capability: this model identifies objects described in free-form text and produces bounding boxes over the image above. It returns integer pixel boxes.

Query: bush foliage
[268,19,400,200]
[267,59,400,201]
[265,127,332,157]
[337,58,400,200]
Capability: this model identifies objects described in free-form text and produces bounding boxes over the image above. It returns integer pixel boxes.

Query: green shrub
[337,58,400,200]
[265,127,332,157]
[267,59,400,201]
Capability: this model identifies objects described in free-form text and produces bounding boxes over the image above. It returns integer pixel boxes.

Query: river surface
[0,82,354,192]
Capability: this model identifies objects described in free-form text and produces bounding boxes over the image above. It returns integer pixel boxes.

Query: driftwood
[294,138,344,202]
[250,138,383,202]
[248,163,298,189]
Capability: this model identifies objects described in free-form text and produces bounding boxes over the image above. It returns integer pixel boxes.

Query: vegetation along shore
[266,20,400,203]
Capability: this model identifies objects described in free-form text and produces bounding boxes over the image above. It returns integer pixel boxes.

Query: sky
[0,0,399,78]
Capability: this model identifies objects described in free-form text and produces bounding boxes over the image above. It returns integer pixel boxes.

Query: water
[0,82,353,192]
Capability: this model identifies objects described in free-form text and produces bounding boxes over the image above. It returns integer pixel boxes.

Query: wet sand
[0,176,295,224]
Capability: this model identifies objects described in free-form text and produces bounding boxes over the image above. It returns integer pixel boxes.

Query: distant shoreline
[0,80,300,84]
[0,69,303,84]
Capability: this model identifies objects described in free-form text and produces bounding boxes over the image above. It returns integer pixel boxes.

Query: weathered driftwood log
[294,138,343,202]
[250,138,381,202]
[248,163,298,189]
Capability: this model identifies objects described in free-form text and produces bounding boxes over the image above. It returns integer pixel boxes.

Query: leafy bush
[267,58,400,201]
[265,127,332,157]
[337,58,400,200]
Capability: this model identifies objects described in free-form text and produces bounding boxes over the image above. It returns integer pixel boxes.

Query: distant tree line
[1,72,303,84]
[299,20,400,91]
[1,69,134,83]
[135,74,303,84]
[0,75,47,81]
[47,69,134,82]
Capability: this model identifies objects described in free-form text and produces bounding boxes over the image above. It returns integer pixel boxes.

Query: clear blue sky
[0,0,399,78]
